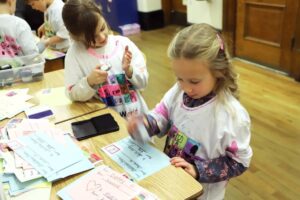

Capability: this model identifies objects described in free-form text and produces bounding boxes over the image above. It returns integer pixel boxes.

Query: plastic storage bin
[0,54,45,87]
[119,23,140,36]
[97,0,139,33]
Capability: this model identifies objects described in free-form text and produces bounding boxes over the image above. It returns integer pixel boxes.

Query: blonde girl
[127,23,252,200]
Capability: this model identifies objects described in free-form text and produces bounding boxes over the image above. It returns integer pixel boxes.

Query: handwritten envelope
[101,137,170,181]
[7,132,82,179]
[46,135,94,182]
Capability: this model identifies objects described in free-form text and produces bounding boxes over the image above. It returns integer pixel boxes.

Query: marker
[98,57,112,71]
[101,63,112,71]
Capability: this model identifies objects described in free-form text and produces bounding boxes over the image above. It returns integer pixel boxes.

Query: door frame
[162,0,172,25]
[291,5,300,81]
[162,0,187,26]
[222,0,237,57]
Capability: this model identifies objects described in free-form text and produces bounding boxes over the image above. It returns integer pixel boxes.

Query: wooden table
[53,109,203,200]
[1,69,203,199]
[0,69,106,126]
[45,57,64,73]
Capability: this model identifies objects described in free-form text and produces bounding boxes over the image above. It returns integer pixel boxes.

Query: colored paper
[2,173,49,196]
[7,132,82,180]
[57,165,158,200]
[0,89,34,120]
[3,186,51,200]
[46,135,94,181]
[4,119,93,182]
[36,87,72,107]
[1,151,41,182]
[42,48,65,60]
[102,137,170,181]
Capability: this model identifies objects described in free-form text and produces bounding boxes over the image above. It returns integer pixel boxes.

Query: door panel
[172,0,187,13]
[162,0,187,25]
[236,0,298,72]
[244,3,283,46]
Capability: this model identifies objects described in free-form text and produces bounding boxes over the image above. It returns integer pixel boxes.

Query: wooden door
[235,0,299,73]
[162,0,187,25]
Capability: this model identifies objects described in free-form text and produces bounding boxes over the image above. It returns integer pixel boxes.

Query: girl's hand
[126,114,140,136]
[122,46,133,78]
[38,24,45,38]
[87,65,108,87]
[170,157,198,179]
[126,114,147,138]
[0,142,9,152]
[40,37,50,48]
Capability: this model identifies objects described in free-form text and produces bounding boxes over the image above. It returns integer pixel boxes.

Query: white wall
[137,0,162,12]
[136,0,223,29]
[187,0,223,30]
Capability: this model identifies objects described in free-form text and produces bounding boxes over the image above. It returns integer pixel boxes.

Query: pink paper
[67,166,141,200]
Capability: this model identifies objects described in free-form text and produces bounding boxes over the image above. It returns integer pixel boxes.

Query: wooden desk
[45,58,64,73]
[0,70,106,125]
[1,69,203,199]
[53,109,203,200]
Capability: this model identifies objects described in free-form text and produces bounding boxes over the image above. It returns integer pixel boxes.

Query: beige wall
[187,0,223,30]
[137,0,162,12]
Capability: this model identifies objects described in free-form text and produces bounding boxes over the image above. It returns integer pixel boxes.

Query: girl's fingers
[125,53,132,60]
[170,157,192,168]
[170,157,185,163]
[174,161,190,168]
[96,70,108,76]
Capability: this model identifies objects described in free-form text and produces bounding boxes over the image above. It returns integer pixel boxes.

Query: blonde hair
[167,23,239,105]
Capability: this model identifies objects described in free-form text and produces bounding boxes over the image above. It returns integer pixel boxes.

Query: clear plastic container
[0,54,45,87]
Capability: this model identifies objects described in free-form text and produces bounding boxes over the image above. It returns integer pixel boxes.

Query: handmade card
[57,165,159,200]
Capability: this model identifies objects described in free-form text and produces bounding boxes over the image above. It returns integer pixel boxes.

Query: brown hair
[168,23,239,101]
[62,0,109,47]
[0,0,8,3]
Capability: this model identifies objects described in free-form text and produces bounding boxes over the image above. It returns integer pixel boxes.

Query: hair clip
[217,34,224,51]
